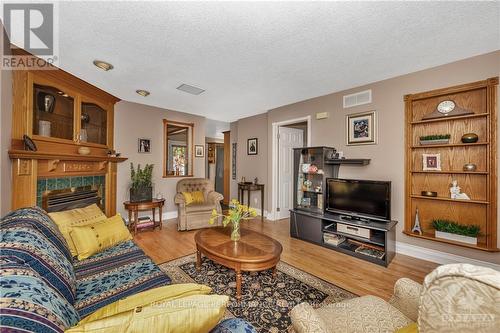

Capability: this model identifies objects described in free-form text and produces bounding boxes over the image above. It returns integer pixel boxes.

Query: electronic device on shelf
[326,178,391,222]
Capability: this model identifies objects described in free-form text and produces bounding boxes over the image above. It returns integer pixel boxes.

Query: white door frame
[269,116,311,221]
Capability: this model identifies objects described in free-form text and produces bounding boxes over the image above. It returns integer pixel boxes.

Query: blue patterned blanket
[74,240,171,317]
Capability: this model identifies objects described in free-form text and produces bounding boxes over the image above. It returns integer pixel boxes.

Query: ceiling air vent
[343,89,372,108]
[176,84,205,95]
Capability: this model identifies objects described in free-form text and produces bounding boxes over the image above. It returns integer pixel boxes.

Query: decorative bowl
[461,133,478,143]
[421,191,438,197]
[78,146,91,155]
[463,163,477,172]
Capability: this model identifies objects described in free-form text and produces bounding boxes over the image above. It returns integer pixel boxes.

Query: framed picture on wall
[346,110,377,145]
[247,138,258,155]
[195,145,204,157]
[138,138,151,153]
[422,153,441,171]
[232,143,237,180]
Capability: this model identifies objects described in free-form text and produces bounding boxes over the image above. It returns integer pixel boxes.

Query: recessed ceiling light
[136,89,150,97]
[93,60,114,71]
[177,84,205,95]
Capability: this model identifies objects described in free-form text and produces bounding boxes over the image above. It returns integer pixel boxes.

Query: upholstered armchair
[290,263,500,333]
[174,178,223,231]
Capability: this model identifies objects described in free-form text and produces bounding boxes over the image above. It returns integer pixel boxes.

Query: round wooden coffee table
[194,227,282,301]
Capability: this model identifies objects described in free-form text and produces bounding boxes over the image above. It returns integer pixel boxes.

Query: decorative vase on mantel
[209,199,257,242]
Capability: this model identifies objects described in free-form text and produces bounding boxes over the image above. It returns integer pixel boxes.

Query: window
[163,120,194,177]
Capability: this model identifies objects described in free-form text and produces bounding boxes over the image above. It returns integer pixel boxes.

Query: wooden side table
[123,199,165,235]
[237,183,264,221]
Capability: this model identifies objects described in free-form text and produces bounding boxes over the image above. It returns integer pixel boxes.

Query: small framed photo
[195,145,204,157]
[247,138,258,155]
[138,138,151,153]
[346,110,377,145]
[422,153,441,171]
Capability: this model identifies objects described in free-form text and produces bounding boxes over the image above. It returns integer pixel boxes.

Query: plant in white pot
[130,163,154,202]
[432,219,480,245]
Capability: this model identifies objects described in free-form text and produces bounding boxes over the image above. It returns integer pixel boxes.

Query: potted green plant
[419,134,451,145]
[209,199,257,241]
[130,163,154,202]
[432,219,480,245]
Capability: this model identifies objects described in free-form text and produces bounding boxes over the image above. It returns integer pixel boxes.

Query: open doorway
[271,116,311,220]
[207,142,224,194]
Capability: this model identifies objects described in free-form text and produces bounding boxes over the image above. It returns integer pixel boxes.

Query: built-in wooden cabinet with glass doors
[24,72,115,150]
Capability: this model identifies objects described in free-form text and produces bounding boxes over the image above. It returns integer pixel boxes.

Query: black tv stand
[338,214,371,223]
[290,210,397,267]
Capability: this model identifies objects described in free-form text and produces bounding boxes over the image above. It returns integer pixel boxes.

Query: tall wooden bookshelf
[404,77,498,251]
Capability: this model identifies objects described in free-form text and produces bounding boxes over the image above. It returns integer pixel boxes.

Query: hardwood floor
[134,217,438,300]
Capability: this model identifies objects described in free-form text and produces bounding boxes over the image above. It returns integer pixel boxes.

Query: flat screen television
[326,178,391,221]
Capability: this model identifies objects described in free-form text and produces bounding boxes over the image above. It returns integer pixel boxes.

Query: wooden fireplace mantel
[8,150,128,163]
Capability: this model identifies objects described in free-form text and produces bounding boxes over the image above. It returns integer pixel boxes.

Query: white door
[278,127,304,219]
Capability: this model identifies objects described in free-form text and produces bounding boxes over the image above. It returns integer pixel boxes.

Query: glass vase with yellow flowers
[209,199,257,241]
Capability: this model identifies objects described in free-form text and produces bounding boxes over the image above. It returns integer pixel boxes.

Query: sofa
[174,178,223,231]
[290,263,500,333]
[0,206,256,333]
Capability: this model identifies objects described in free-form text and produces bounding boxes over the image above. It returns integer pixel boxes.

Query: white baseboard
[266,211,278,221]
[162,211,178,220]
[396,241,500,271]
[253,208,270,220]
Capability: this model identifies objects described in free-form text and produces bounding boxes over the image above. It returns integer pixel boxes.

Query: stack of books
[323,233,346,247]
[136,216,154,230]
[355,245,385,260]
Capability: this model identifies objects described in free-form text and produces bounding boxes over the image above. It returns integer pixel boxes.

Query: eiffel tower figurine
[412,207,423,235]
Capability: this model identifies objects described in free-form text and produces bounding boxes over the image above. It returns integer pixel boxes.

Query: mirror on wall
[163,120,194,177]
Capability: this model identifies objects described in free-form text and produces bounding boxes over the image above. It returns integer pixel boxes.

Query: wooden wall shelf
[404,77,498,252]
[410,170,488,175]
[411,195,489,205]
[402,231,497,252]
[411,113,489,125]
[410,142,488,149]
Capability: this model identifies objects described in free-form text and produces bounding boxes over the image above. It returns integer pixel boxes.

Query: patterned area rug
[160,254,356,333]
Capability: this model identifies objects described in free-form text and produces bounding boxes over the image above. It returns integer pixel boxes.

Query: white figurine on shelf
[450,180,470,200]
[412,207,423,235]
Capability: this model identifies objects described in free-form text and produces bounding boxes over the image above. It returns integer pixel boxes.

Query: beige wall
[0,24,12,216]
[114,101,206,217]
[234,51,500,263]
[234,113,268,212]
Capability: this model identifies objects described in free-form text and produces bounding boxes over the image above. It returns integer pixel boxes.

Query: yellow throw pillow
[192,191,205,204]
[395,322,418,333]
[182,192,194,206]
[182,191,204,206]
[66,293,228,333]
[70,214,132,260]
[49,204,107,257]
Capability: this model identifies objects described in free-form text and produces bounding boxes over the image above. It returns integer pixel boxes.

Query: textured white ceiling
[54,1,499,121]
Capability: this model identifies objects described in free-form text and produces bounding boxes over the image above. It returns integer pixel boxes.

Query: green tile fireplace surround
[36,175,105,209]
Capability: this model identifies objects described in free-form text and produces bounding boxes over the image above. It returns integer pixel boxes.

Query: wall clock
[437,100,455,114]
[421,99,473,120]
